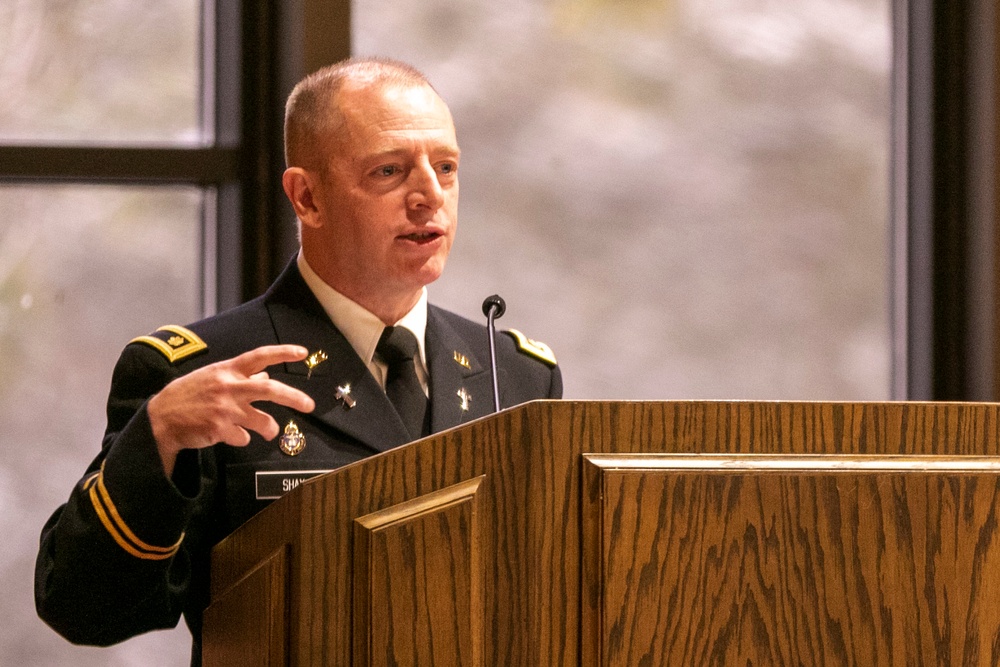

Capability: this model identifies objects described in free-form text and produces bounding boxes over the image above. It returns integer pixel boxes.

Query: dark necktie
[376,326,429,440]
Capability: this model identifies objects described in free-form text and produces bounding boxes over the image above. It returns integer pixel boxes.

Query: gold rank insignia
[279,420,306,456]
[129,325,207,364]
[504,329,557,366]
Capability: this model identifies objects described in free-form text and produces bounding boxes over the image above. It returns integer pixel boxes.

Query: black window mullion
[0,146,239,184]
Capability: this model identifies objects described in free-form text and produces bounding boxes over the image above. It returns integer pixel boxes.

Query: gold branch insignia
[305,350,328,379]
[453,350,471,369]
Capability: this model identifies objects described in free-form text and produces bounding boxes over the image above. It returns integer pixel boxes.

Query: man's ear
[282,168,322,228]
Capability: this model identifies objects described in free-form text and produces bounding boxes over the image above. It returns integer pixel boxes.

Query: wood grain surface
[202,546,288,666]
[203,401,1000,666]
[353,477,484,667]
[582,455,1000,666]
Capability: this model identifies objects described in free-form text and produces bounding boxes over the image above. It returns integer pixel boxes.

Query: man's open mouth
[399,231,441,243]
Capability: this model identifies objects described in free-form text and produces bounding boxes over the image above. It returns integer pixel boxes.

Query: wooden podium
[201,401,1000,665]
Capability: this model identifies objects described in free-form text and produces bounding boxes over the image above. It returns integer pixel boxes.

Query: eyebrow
[358,145,461,165]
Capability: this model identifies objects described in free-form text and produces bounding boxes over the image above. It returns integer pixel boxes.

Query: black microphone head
[482,294,506,319]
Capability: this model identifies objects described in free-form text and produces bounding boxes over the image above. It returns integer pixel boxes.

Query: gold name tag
[255,470,332,500]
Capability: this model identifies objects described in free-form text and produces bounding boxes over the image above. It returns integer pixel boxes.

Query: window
[356,0,892,400]
[0,0,201,144]
[2,1,227,663]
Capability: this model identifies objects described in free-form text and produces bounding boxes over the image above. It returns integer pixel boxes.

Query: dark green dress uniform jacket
[35,261,562,665]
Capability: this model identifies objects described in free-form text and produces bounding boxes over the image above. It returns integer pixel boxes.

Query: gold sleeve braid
[85,464,184,560]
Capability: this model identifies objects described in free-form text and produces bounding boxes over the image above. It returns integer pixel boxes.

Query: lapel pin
[453,350,471,369]
[279,420,306,456]
[335,384,356,409]
[304,350,328,379]
[457,387,472,412]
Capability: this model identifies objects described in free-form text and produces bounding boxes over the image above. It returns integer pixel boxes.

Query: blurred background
[0,0,908,663]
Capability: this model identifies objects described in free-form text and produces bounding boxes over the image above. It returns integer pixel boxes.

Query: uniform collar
[296,252,428,369]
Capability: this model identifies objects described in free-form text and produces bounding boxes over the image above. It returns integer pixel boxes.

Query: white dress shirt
[297,252,429,395]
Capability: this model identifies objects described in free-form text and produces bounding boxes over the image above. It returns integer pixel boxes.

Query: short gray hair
[283,57,433,169]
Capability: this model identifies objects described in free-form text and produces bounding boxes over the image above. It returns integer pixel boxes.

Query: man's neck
[365,291,423,325]
[297,251,423,325]
[333,287,421,326]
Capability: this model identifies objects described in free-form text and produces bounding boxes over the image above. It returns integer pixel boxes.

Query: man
[35,58,561,664]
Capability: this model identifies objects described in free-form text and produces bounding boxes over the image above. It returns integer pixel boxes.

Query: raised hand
[148,345,316,475]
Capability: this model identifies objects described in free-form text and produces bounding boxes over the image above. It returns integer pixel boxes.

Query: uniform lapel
[426,308,495,432]
[264,263,411,452]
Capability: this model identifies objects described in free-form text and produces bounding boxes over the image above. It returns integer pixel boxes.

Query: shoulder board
[504,328,557,366]
[129,325,207,364]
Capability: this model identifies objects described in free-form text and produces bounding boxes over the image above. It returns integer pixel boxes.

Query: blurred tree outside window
[357,0,891,400]
[1,0,204,665]
[0,0,201,144]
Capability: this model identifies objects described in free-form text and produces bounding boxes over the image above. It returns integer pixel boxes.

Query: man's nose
[406,161,445,211]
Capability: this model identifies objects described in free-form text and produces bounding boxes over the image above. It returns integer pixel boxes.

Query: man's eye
[377,165,398,177]
[439,163,456,175]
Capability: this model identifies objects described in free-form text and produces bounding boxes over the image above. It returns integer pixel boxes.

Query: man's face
[303,82,460,311]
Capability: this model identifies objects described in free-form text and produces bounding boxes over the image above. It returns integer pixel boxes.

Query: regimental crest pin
[279,420,306,456]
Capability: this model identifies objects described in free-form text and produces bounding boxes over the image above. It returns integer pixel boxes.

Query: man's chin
[404,258,447,288]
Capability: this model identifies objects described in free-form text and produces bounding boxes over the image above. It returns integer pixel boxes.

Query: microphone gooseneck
[482,294,506,412]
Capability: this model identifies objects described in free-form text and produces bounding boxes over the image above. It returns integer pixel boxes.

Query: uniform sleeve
[34,344,214,646]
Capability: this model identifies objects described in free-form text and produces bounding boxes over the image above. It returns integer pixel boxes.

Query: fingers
[231,344,310,376]
[149,344,319,472]
[229,346,315,414]
[216,423,252,448]
[236,406,281,442]
[243,376,315,415]
[176,400,287,450]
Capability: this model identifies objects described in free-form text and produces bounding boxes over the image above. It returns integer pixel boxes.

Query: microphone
[482,295,506,412]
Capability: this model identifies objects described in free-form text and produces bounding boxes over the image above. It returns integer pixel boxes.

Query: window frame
[892,0,1000,400]
[3,0,997,400]
[0,0,296,314]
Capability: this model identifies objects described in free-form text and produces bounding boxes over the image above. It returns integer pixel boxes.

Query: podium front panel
[581,454,1000,666]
